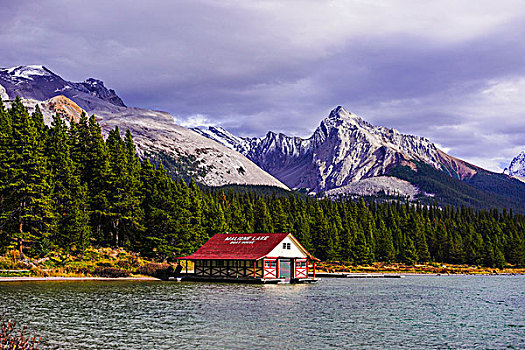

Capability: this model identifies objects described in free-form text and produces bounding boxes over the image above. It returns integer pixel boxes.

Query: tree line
[0,98,524,268]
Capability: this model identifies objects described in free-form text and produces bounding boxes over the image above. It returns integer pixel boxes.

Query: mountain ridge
[194,106,481,192]
[0,65,288,190]
[0,65,125,111]
[2,64,523,211]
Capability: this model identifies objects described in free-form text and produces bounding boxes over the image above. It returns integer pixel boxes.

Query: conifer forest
[1,98,524,268]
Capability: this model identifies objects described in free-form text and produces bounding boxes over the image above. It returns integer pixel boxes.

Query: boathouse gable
[267,235,308,259]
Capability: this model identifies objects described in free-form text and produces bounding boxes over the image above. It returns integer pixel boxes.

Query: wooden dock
[310,273,405,278]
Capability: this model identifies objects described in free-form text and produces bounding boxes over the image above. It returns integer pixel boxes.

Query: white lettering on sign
[225,235,269,244]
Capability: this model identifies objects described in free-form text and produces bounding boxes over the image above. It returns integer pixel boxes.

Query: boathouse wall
[194,259,263,278]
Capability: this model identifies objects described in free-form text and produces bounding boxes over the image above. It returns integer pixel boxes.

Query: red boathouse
[177,233,318,283]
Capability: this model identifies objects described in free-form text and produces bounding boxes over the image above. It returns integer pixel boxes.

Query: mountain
[194,107,525,212]
[0,65,288,190]
[0,65,125,111]
[504,151,525,182]
[194,106,479,192]
[93,108,288,188]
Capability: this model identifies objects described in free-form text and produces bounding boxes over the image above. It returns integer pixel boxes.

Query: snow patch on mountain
[192,126,249,152]
[324,176,419,199]
[1,65,52,80]
[0,84,8,101]
[504,151,525,178]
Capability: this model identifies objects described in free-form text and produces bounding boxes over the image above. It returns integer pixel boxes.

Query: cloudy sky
[1,0,524,171]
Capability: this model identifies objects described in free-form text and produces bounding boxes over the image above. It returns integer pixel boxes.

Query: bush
[117,256,140,269]
[0,317,41,349]
[96,262,113,268]
[75,267,91,276]
[136,263,174,280]
[92,267,131,278]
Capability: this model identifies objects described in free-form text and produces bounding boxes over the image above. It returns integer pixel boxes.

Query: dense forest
[0,98,524,268]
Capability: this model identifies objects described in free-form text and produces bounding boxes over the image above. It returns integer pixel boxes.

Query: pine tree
[254,197,271,232]
[0,99,14,248]
[272,198,292,233]
[376,218,395,262]
[47,114,90,252]
[7,98,54,253]
[310,203,334,261]
[105,127,143,247]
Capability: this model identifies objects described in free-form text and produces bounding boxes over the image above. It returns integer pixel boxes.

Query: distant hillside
[389,162,525,213]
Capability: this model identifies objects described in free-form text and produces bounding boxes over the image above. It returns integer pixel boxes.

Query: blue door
[279,259,291,280]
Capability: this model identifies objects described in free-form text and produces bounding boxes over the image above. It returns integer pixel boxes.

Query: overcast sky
[1,0,524,171]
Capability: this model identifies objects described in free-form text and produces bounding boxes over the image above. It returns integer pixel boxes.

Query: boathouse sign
[225,235,270,244]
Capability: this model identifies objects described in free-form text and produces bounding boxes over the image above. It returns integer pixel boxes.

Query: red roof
[177,233,291,260]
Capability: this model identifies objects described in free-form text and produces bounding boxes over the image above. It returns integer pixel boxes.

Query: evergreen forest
[0,98,524,268]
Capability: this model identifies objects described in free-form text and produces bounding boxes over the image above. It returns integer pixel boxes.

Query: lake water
[1,276,524,349]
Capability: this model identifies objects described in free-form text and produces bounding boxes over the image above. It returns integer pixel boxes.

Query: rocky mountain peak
[0,65,126,111]
[325,106,362,125]
[318,106,373,138]
[75,78,126,107]
[504,150,525,178]
[328,105,355,119]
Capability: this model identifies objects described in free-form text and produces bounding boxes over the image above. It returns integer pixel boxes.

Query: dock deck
[310,273,404,278]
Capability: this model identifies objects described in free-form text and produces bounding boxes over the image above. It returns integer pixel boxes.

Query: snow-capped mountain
[0,65,125,111]
[0,65,288,190]
[504,151,525,181]
[194,106,479,193]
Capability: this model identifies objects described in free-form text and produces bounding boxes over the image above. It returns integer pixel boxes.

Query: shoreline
[2,272,524,283]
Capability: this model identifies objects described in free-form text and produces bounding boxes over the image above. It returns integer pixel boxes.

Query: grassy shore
[0,247,180,280]
[316,261,525,275]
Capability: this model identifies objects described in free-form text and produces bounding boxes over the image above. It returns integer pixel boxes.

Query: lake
[1,276,524,349]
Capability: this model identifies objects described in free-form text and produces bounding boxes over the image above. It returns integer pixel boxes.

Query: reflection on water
[1,276,524,349]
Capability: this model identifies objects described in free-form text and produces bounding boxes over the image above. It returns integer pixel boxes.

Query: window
[265,260,276,268]
[295,261,306,268]
[296,261,307,268]
[282,243,286,249]
[283,242,291,250]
